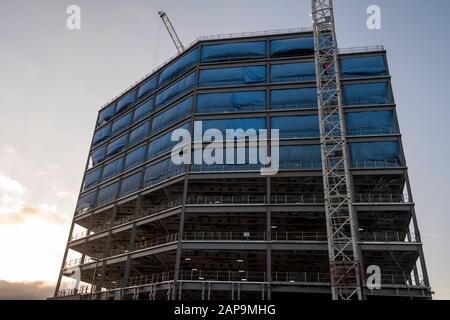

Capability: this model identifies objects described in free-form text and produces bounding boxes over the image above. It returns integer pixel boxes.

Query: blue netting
[199,66,266,87]
[83,168,102,190]
[279,145,322,169]
[91,146,106,165]
[134,99,153,122]
[120,172,142,197]
[97,104,115,127]
[149,123,190,159]
[106,134,128,157]
[270,62,315,83]
[93,124,111,146]
[124,146,147,171]
[345,111,395,136]
[96,182,119,206]
[343,81,392,106]
[201,41,266,62]
[76,191,96,212]
[201,117,266,136]
[270,37,314,57]
[271,87,317,110]
[341,55,386,79]
[129,122,151,146]
[197,91,266,113]
[102,157,123,181]
[271,115,319,139]
[116,90,137,114]
[137,77,157,98]
[159,49,198,85]
[152,97,192,133]
[155,73,196,108]
[350,141,400,167]
[111,112,132,134]
[144,158,184,187]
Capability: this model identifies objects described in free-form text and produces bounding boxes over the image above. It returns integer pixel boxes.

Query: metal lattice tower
[158,11,185,53]
[311,0,362,300]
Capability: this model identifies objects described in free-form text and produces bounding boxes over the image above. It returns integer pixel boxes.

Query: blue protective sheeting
[270,37,314,57]
[155,73,196,108]
[134,99,153,122]
[96,182,119,206]
[159,49,198,85]
[106,134,128,157]
[196,91,266,113]
[112,112,132,134]
[343,82,392,106]
[350,142,400,167]
[129,122,151,146]
[271,88,317,110]
[201,41,266,62]
[102,157,123,181]
[279,145,322,169]
[124,146,147,170]
[144,158,184,187]
[271,115,319,139]
[97,104,115,127]
[202,118,266,136]
[83,168,102,190]
[149,123,190,159]
[91,146,106,165]
[93,124,111,146]
[199,66,266,87]
[270,62,316,83]
[116,90,137,114]
[345,111,395,136]
[138,77,157,98]
[341,55,386,79]
[76,191,96,212]
[152,97,192,133]
[120,172,142,197]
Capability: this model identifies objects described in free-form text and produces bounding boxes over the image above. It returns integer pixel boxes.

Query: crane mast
[158,11,185,53]
[311,0,363,300]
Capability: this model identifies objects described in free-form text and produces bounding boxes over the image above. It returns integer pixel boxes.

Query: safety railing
[109,233,179,257]
[127,272,175,287]
[344,98,392,106]
[64,256,97,269]
[352,159,401,168]
[347,127,395,137]
[140,198,183,217]
[355,193,410,204]
[180,270,267,282]
[186,195,266,205]
[359,231,418,243]
[192,163,263,172]
[183,231,266,241]
[271,194,325,204]
[272,272,330,283]
[278,160,322,170]
[368,274,426,287]
[338,45,384,54]
[271,232,327,241]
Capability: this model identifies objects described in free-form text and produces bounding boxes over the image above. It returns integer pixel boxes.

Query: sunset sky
[1,0,450,299]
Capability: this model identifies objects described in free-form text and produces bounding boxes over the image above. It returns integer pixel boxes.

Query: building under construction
[53,4,432,300]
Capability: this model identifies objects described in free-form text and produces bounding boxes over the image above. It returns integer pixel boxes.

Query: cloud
[0,203,67,225]
[4,146,16,156]
[0,173,25,194]
[0,280,54,300]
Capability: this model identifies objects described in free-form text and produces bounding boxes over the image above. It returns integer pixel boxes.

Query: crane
[311,0,363,300]
[158,10,185,53]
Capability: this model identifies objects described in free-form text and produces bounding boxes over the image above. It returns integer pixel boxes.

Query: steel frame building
[53,28,432,300]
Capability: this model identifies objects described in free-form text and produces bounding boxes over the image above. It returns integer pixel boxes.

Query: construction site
[52,0,432,300]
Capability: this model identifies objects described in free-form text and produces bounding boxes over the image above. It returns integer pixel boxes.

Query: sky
[0,0,449,299]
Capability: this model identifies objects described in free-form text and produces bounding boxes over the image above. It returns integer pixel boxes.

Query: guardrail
[271,194,325,204]
[352,159,402,168]
[355,193,410,203]
[186,195,266,205]
[360,231,417,243]
[183,231,266,241]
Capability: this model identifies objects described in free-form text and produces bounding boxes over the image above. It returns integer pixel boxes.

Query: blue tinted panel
[155,73,196,108]
[270,37,314,57]
[341,55,386,79]
[138,77,157,98]
[124,146,147,170]
[93,124,111,146]
[97,104,115,127]
[345,111,395,136]
[91,146,106,166]
[271,88,317,110]
[116,90,137,114]
[152,97,192,133]
[343,82,392,106]
[197,91,266,113]
[279,145,321,169]
[199,66,265,87]
[271,116,319,138]
[201,41,266,62]
[102,157,123,181]
[111,112,132,134]
[120,172,142,197]
[133,99,153,122]
[160,49,198,85]
[106,135,128,157]
[270,63,315,83]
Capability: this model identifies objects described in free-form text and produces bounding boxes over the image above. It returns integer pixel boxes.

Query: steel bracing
[158,11,185,53]
[311,0,362,300]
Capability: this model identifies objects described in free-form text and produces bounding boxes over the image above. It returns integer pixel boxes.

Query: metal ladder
[311,0,362,300]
